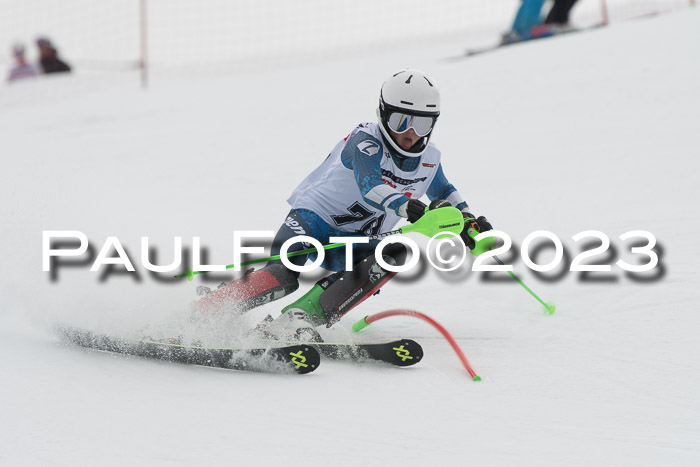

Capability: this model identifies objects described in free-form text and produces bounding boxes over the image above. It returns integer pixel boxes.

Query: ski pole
[467,227,555,314]
[493,255,556,314]
[176,207,465,281]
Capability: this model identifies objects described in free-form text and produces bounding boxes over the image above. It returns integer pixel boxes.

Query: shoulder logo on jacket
[422,162,436,168]
[357,140,380,157]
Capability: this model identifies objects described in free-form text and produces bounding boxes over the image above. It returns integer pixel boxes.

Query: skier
[194,69,493,338]
[6,44,39,83]
[502,0,580,44]
[36,37,71,75]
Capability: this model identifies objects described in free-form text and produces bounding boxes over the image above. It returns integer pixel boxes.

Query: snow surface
[1,8,699,467]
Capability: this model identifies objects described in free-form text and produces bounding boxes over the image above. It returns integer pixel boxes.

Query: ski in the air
[56,325,320,375]
[270,339,423,367]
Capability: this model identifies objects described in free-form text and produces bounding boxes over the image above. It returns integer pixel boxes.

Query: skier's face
[389,128,420,151]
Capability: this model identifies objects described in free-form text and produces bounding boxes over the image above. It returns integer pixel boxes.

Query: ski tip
[473,375,481,382]
[387,339,423,367]
[282,345,321,375]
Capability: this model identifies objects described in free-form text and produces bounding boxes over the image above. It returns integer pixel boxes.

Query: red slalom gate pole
[601,0,610,26]
[140,0,148,89]
[352,309,481,381]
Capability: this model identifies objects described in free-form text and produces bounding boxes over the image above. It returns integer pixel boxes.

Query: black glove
[406,199,427,223]
[406,199,452,223]
[428,199,452,210]
[460,212,493,250]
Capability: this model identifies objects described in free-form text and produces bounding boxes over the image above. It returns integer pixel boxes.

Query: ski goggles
[386,111,436,137]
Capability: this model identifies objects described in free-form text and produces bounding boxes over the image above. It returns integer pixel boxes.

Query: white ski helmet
[377,68,440,157]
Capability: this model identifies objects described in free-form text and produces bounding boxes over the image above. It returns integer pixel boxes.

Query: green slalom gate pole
[175,206,465,281]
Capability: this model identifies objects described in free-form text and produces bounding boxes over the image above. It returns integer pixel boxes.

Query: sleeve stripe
[381,192,405,208]
[365,184,399,205]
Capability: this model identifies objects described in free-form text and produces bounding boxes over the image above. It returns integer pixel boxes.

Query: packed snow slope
[1,9,699,467]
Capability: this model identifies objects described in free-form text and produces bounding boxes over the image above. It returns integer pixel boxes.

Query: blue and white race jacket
[287,122,468,235]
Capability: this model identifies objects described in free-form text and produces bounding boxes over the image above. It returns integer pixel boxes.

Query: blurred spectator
[503,0,580,44]
[7,44,39,83]
[545,0,580,27]
[36,37,71,74]
[508,0,546,42]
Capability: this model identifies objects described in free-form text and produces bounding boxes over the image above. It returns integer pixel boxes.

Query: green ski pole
[467,226,555,315]
[494,255,556,315]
